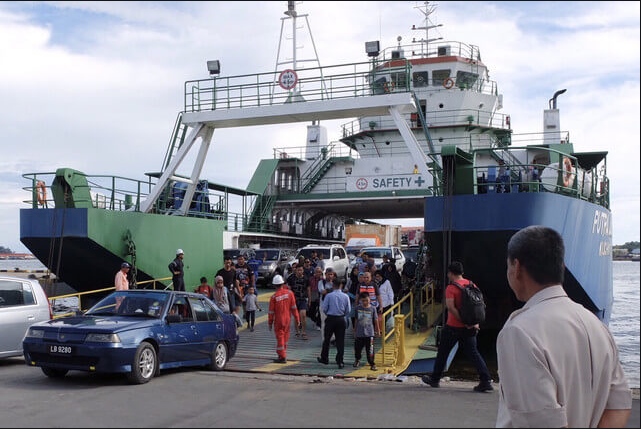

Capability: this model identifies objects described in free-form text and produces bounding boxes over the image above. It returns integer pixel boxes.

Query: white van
[295,244,350,282]
[0,276,52,358]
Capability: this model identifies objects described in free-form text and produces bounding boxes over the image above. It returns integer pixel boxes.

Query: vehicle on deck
[0,277,52,358]
[255,248,295,285]
[22,290,238,384]
[401,246,420,263]
[360,246,406,272]
[295,244,350,281]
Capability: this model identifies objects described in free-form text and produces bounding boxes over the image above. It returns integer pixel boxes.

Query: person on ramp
[268,275,300,364]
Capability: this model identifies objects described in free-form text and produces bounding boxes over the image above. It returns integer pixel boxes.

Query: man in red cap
[268,274,300,363]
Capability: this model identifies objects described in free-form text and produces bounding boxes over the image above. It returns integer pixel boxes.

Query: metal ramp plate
[226,289,434,378]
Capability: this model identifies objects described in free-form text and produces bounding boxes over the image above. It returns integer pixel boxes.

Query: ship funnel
[544,89,566,145]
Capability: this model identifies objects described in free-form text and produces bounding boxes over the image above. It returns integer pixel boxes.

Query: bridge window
[432,69,451,86]
[413,71,428,88]
[455,71,478,89]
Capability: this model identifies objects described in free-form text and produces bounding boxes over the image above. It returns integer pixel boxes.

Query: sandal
[302,334,309,340]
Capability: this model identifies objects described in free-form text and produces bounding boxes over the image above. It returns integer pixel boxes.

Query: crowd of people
[113,236,632,428]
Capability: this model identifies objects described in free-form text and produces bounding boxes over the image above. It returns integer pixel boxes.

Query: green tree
[0,246,13,254]
[613,241,640,251]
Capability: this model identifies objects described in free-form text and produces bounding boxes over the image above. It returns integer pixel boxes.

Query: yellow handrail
[380,291,413,364]
[49,276,173,319]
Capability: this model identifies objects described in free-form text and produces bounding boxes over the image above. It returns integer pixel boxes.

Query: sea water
[2,259,639,387]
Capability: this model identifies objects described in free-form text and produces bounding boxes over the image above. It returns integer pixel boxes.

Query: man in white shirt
[497,226,631,428]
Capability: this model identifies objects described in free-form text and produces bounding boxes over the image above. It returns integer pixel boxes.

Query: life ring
[562,157,574,188]
[383,81,395,93]
[443,78,455,89]
[36,181,47,206]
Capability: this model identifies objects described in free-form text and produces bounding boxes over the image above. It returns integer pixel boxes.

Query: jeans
[431,325,491,383]
[246,310,255,328]
[354,337,375,366]
[320,316,346,364]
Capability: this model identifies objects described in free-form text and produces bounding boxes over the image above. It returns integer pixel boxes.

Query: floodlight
[365,41,380,57]
[207,60,221,76]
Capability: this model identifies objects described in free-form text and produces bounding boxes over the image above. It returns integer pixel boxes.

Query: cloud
[0,1,639,252]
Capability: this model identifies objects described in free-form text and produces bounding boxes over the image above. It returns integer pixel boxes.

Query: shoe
[422,375,440,388]
[473,381,494,392]
[316,326,321,331]
[273,357,287,364]
[370,365,377,371]
[337,363,344,369]
[353,360,360,368]
[317,357,329,365]
[250,327,254,332]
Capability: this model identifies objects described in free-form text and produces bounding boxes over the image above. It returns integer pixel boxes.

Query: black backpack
[452,281,486,325]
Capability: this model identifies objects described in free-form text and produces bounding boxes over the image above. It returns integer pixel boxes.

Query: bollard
[394,314,406,367]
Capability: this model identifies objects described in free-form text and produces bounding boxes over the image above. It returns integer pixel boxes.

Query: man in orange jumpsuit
[268,274,300,363]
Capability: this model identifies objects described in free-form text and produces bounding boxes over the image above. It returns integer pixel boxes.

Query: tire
[208,341,228,371]
[127,341,157,384]
[41,367,68,378]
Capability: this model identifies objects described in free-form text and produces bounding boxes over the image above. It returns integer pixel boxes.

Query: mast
[270,1,328,101]
[412,1,442,57]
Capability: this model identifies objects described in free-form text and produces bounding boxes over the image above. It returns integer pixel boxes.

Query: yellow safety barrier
[49,277,172,319]
[380,291,413,365]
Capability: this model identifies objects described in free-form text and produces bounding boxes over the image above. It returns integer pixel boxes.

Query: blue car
[23,290,239,384]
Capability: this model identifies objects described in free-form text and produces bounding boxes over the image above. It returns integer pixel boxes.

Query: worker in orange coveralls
[268,274,300,364]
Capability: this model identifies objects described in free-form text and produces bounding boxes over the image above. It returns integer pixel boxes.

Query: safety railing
[273,142,357,161]
[472,146,610,208]
[184,59,411,112]
[49,277,173,319]
[410,78,497,95]
[380,291,413,365]
[376,41,482,62]
[341,109,510,139]
[23,172,154,212]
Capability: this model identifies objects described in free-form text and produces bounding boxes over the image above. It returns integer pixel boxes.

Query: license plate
[48,345,73,355]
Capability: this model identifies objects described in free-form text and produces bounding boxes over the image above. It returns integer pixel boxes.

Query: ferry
[20,1,613,331]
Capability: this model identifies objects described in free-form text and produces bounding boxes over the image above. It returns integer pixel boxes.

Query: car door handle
[27,315,35,321]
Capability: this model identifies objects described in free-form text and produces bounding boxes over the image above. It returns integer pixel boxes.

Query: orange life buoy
[383,81,395,93]
[443,77,455,89]
[562,157,574,188]
[36,181,47,206]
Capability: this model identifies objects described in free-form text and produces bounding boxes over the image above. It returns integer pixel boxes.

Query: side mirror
[166,314,182,324]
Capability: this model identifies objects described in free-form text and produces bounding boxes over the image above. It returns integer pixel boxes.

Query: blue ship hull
[424,192,613,327]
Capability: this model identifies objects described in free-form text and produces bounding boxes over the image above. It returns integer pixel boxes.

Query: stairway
[161,113,188,172]
[246,194,276,233]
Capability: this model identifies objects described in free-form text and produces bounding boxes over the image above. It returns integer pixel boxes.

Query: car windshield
[254,250,280,261]
[361,249,392,259]
[224,249,241,259]
[403,249,419,261]
[85,292,169,318]
[297,248,330,259]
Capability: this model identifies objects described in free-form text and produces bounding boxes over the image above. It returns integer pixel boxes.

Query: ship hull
[20,208,226,293]
[424,192,613,329]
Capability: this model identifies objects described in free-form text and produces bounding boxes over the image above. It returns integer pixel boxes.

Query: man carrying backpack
[422,261,493,392]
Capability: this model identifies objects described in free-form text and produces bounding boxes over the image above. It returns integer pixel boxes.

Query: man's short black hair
[507,225,565,285]
[359,292,370,299]
[200,277,207,283]
[224,256,232,262]
[375,270,383,277]
[447,261,464,275]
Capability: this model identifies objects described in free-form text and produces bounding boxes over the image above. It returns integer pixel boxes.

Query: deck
[225,289,441,378]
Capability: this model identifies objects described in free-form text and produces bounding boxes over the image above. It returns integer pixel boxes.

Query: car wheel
[127,341,156,384]
[209,341,228,371]
[41,367,68,378]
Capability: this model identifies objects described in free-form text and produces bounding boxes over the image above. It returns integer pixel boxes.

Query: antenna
[270,1,328,101]
[412,1,443,57]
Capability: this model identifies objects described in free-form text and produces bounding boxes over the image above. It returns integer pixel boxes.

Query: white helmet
[176,249,184,255]
[272,274,285,285]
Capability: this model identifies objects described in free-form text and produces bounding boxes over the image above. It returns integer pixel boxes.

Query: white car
[295,244,350,282]
[0,276,51,358]
[360,246,405,272]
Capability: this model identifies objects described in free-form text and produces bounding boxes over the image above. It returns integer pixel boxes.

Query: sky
[0,1,639,252]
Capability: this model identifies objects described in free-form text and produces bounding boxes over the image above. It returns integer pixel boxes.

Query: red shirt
[445,278,473,328]
[195,284,214,299]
